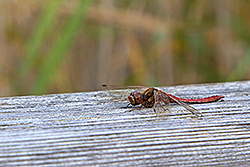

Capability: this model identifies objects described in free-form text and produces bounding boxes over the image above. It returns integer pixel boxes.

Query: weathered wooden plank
[0,81,250,166]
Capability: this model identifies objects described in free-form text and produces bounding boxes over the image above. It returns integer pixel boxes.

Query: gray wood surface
[1,81,250,166]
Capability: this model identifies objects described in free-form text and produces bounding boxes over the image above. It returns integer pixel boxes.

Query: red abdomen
[169,94,224,104]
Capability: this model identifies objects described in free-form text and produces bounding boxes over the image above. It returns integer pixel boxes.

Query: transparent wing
[168,94,203,118]
[100,84,148,108]
[101,84,148,90]
[153,90,171,116]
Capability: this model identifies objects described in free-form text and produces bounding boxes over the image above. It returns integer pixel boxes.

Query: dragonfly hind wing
[168,95,203,118]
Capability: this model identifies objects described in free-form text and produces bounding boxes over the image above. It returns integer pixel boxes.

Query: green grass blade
[19,0,63,78]
[32,0,92,94]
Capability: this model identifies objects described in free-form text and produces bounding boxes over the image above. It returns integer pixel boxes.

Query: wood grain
[1,81,250,166]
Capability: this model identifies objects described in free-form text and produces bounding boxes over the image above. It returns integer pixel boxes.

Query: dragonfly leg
[125,104,143,112]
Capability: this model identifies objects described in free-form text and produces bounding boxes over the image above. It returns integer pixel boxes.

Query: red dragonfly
[101,85,224,118]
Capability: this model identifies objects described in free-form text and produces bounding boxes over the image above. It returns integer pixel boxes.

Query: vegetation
[0,0,249,96]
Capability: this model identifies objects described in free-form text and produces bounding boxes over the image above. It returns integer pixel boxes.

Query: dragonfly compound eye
[128,91,143,106]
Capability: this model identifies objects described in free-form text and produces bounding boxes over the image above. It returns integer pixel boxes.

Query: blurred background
[0,0,250,97]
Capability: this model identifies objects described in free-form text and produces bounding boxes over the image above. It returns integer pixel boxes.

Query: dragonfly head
[128,91,143,106]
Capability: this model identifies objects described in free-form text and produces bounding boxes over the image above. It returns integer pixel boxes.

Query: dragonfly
[101,84,224,118]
